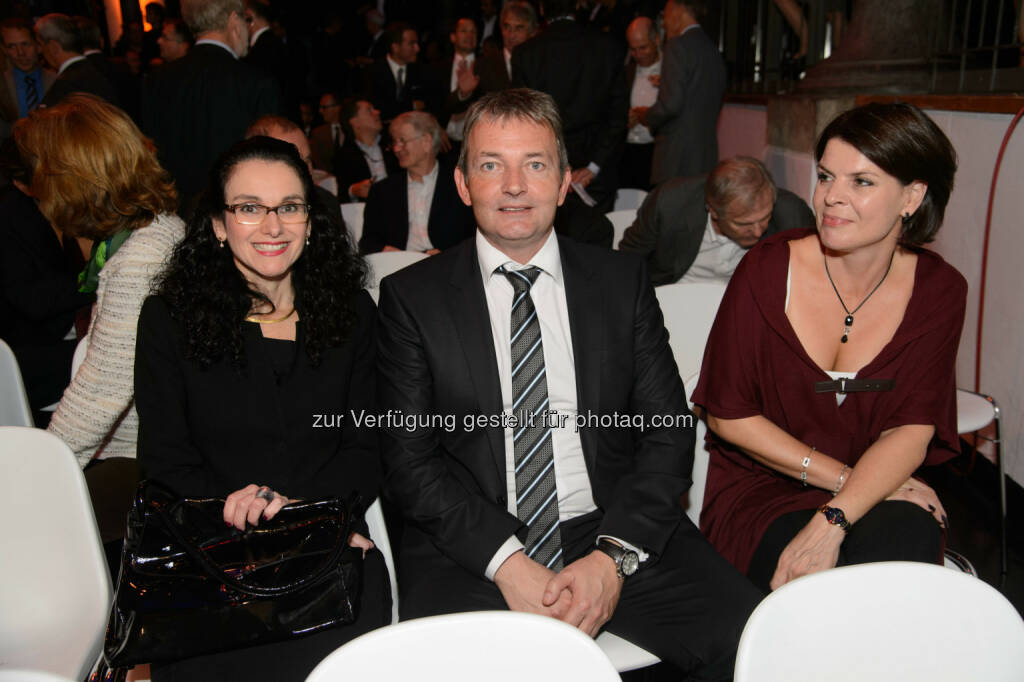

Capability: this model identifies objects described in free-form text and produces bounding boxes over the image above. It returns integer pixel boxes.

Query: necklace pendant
[841,320,851,343]
[845,314,854,327]
[841,333,849,343]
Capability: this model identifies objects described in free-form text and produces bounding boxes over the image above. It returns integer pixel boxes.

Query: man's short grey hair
[392,111,442,157]
[458,88,568,176]
[501,0,539,31]
[182,0,244,36]
[35,14,82,54]
[705,156,778,217]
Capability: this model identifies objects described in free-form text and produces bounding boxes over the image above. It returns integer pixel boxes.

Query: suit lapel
[447,241,506,483]
[559,238,603,469]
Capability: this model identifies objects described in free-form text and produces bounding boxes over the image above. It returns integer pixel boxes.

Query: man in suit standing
[619,156,815,285]
[359,111,474,253]
[436,17,479,150]
[0,18,55,139]
[310,91,344,173]
[635,0,725,185]
[363,22,431,123]
[34,14,120,109]
[244,1,289,101]
[620,17,660,190]
[143,0,282,205]
[377,88,759,677]
[513,0,627,213]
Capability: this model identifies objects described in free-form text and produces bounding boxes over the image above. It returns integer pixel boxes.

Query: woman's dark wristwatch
[818,504,851,532]
[594,538,640,578]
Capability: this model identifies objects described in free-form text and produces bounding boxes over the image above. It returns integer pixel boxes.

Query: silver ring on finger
[256,486,276,503]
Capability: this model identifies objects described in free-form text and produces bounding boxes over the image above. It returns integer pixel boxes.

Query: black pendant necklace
[823,248,897,343]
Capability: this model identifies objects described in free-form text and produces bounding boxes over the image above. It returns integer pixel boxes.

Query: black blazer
[359,159,475,253]
[333,136,399,201]
[135,292,380,505]
[41,57,120,108]
[377,237,692,578]
[361,58,434,123]
[512,19,627,174]
[143,44,282,202]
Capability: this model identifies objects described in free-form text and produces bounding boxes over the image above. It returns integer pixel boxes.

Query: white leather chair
[734,561,1024,682]
[306,611,620,682]
[613,188,648,212]
[654,281,728,387]
[0,672,78,682]
[0,427,112,680]
[365,498,399,625]
[0,339,33,427]
[956,388,1005,577]
[340,202,365,246]
[606,209,637,249]
[364,250,430,303]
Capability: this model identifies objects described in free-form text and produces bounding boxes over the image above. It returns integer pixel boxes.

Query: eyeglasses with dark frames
[225,203,310,225]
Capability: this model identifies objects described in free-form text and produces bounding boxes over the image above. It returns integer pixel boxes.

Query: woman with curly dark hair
[134,136,387,681]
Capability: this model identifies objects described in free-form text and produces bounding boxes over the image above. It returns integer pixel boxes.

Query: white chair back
[734,561,1024,682]
[306,611,620,682]
[683,374,708,526]
[654,281,728,387]
[0,427,112,679]
[606,209,637,250]
[613,188,648,212]
[0,339,33,426]
[364,251,430,303]
[364,498,398,624]
[340,202,365,246]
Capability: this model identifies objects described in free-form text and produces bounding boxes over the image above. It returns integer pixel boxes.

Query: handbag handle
[152,497,355,598]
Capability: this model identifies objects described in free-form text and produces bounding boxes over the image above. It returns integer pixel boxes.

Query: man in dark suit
[512,0,627,212]
[635,0,726,185]
[377,88,759,677]
[359,111,473,253]
[362,22,432,123]
[143,0,282,204]
[34,14,120,109]
[334,97,398,202]
[243,1,289,100]
[0,19,55,139]
[619,157,815,285]
[310,91,343,173]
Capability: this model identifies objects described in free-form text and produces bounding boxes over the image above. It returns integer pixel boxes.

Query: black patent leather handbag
[102,482,362,669]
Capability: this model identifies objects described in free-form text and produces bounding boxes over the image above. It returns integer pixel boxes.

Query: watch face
[621,551,640,576]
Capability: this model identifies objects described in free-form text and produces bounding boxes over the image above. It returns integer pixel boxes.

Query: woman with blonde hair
[13,93,183,540]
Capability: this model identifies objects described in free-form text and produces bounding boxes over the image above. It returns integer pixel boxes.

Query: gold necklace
[244,308,295,324]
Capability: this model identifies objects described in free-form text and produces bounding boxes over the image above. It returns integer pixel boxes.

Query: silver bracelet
[833,465,850,496]
[800,446,815,487]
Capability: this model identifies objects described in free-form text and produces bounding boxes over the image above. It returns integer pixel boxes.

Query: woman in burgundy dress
[692,102,964,592]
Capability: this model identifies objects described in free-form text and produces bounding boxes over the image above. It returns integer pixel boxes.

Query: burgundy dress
[691,229,965,575]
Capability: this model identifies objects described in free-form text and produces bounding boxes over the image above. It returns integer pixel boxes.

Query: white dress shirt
[405,161,438,252]
[628,59,660,144]
[386,54,405,89]
[355,135,388,181]
[477,231,647,579]
[249,25,269,47]
[679,214,751,284]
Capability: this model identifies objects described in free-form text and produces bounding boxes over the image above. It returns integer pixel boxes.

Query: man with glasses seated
[359,111,474,254]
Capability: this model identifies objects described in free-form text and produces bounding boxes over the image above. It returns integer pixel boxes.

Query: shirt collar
[386,54,405,78]
[57,54,86,75]
[681,23,700,37]
[250,25,270,46]
[409,159,439,185]
[476,229,563,286]
[355,134,382,152]
[12,65,40,78]
[196,38,239,59]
